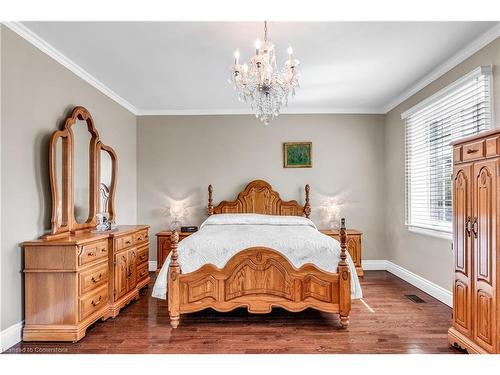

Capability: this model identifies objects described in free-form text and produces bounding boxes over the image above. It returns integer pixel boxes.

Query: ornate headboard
[208,180,311,218]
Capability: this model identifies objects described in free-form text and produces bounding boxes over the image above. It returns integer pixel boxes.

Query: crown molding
[382,22,500,113]
[4,21,499,117]
[2,22,139,115]
[136,107,385,116]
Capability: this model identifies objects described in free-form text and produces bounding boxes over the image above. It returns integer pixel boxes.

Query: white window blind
[403,65,493,235]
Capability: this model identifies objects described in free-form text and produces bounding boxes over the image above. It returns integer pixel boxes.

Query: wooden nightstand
[320,229,364,277]
[156,231,195,271]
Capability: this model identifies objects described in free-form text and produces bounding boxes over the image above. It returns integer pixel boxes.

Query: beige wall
[0,28,138,330]
[137,114,387,264]
[384,37,500,291]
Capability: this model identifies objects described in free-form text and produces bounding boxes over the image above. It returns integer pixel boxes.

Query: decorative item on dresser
[156,231,194,272]
[449,128,500,354]
[162,180,354,329]
[320,229,364,277]
[22,106,150,342]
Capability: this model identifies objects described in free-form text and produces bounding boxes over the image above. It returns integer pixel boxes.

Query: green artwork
[283,142,312,168]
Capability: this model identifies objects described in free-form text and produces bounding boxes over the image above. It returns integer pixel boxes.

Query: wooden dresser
[22,107,151,342]
[156,231,194,271]
[449,128,500,353]
[23,225,150,342]
[320,229,364,277]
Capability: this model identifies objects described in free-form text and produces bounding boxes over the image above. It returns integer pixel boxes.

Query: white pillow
[200,213,316,229]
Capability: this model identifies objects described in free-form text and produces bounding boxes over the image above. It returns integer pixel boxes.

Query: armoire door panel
[452,165,473,337]
[474,289,494,350]
[453,279,470,334]
[474,165,494,284]
[453,166,472,277]
[472,160,497,352]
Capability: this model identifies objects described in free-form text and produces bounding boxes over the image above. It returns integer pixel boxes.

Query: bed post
[167,231,181,328]
[338,217,351,328]
[304,184,311,218]
[208,184,214,216]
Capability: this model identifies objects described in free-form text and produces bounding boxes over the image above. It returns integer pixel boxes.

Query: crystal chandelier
[229,21,300,125]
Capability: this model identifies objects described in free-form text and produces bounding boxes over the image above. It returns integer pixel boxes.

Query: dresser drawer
[453,146,462,163]
[136,262,149,283]
[137,246,149,265]
[79,263,109,295]
[462,140,485,161]
[485,136,500,157]
[79,240,108,266]
[79,284,108,320]
[134,230,149,245]
[115,235,134,251]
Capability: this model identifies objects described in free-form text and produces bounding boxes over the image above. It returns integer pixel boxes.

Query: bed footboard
[167,219,351,328]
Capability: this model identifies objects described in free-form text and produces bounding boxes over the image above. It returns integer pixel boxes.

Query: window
[403,66,493,236]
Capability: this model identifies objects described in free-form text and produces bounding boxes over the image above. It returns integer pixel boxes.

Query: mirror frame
[98,142,118,222]
[46,106,118,237]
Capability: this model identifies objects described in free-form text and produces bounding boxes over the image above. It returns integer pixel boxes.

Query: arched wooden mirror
[46,106,118,238]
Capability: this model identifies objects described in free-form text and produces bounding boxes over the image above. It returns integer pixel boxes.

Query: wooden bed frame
[167,180,351,328]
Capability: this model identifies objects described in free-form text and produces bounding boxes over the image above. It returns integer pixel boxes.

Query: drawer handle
[91,273,102,283]
[466,149,479,154]
[87,251,96,257]
[140,270,147,277]
[137,236,143,241]
[101,247,107,253]
[91,296,102,307]
[140,255,147,261]
[125,240,132,245]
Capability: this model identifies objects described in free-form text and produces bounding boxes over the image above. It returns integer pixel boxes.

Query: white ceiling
[18,21,500,114]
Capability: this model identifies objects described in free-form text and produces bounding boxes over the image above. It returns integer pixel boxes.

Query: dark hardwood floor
[6,271,460,354]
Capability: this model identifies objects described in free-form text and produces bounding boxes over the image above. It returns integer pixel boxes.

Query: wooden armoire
[449,128,500,353]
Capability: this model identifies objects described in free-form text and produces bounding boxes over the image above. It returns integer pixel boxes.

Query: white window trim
[408,225,453,241]
[401,65,493,120]
[403,65,494,240]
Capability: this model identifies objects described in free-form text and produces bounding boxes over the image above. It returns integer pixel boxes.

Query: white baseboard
[362,259,388,270]
[385,261,452,307]
[0,321,23,353]
[361,259,452,307]
[149,260,157,272]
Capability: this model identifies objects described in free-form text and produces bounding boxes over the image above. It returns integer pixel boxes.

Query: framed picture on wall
[283,142,312,168]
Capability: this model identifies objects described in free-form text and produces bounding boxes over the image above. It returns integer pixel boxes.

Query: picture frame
[283,142,312,168]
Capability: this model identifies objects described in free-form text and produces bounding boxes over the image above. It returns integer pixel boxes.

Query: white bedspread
[152,214,362,300]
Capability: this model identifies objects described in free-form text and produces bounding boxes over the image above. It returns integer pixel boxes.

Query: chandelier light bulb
[287,46,293,56]
[234,49,240,64]
[243,63,248,73]
[254,39,262,54]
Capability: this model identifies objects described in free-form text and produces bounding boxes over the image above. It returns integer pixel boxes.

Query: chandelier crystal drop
[229,21,300,125]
